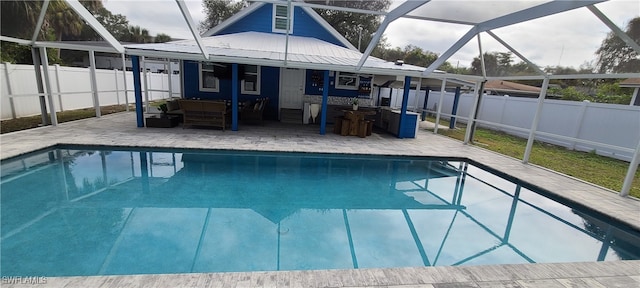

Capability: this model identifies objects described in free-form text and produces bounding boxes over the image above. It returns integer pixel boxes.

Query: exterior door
[279,68,305,109]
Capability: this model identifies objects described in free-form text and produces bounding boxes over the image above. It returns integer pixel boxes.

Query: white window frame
[199,62,219,92]
[241,65,261,95]
[272,4,293,33]
[335,71,359,90]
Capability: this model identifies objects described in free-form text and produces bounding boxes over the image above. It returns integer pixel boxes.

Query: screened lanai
[0,0,638,197]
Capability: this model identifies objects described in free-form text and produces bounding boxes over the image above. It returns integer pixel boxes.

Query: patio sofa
[178,99,228,130]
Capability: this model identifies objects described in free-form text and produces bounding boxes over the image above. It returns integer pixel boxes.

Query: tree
[127,25,151,43]
[595,17,640,73]
[80,5,130,41]
[308,0,390,52]
[154,33,172,43]
[199,0,247,33]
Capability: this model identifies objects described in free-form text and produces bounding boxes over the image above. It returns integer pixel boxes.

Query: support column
[131,55,144,127]
[167,59,173,99]
[232,63,239,131]
[39,47,57,126]
[320,70,329,135]
[620,140,640,197]
[142,56,150,113]
[523,75,550,164]
[421,87,430,121]
[89,50,101,117]
[434,78,447,134]
[122,54,129,111]
[32,47,49,125]
[449,86,461,129]
[398,76,411,139]
[54,64,64,111]
[414,78,422,112]
[466,81,486,144]
[114,69,121,106]
[4,62,17,119]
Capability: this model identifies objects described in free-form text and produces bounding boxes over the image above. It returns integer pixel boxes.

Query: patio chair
[241,98,269,124]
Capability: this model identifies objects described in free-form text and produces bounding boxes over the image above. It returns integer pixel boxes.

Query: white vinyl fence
[379,87,640,162]
[1,63,180,120]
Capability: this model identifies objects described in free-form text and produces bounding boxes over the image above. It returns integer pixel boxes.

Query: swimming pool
[2,146,639,277]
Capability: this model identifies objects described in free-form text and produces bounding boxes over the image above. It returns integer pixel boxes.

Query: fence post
[523,75,550,164]
[89,50,101,117]
[434,78,447,134]
[463,81,481,144]
[620,140,640,197]
[122,54,129,111]
[142,56,150,112]
[114,69,121,106]
[39,47,57,126]
[166,58,173,99]
[498,95,508,128]
[4,62,17,119]
[571,100,590,150]
[54,64,64,112]
[31,47,49,125]
[413,78,422,112]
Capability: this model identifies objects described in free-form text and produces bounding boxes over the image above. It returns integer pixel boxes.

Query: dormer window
[273,4,292,33]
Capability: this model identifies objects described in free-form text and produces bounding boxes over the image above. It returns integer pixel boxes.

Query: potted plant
[351,98,359,110]
[158,103,168,116]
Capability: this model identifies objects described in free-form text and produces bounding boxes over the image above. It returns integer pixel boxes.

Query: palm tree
[127,25,151,43]
[154,33,172,43]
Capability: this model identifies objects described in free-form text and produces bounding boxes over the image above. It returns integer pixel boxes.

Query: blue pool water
[1,146,639,277]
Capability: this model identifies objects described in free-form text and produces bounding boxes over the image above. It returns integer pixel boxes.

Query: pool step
[280,108,303,124]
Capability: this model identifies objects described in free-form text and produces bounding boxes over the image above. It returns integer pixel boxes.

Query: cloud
[384,0,639,68]
[103,0,206,39]
[101,0,638,68]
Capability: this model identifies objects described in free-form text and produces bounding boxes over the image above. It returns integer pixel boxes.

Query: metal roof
[125,31,431,77]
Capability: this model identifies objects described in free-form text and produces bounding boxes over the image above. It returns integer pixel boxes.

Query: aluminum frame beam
[421,0,604,76]
[357,0,430,70]
[587,5,640,54]
[64,0,124,53]
[486,31,545,75]
[175,0,209,60]
[31,0,50,44]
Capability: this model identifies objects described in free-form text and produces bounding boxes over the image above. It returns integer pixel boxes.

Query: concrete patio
[1,111,639,288]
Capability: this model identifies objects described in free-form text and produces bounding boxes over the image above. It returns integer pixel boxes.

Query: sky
[101,0,639,69]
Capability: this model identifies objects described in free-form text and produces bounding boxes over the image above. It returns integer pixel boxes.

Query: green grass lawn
[428,118,639,198]
[1,105,132,134]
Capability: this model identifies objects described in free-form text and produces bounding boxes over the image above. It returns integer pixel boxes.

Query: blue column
[139,151,149,194]
[232,63,239,131]
[320,70,329,135]
[450,86,461,129]
[421,87,430,121]
[398,76,411,139]
[131,55,144,127]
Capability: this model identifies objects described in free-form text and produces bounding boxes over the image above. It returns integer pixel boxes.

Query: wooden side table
[146,115,179,128]
[342,110,376,136]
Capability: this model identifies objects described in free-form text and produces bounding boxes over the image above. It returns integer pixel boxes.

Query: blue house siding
[216,5,347,47]
[304,70,359,98]
[183,60,280,120]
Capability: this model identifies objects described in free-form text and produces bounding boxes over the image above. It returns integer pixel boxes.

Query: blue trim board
[232,63,239,131]
[216,4,346,47]
[131,55,144,127]
[182,61,279,121]
[398,76,411,139]
[320,70,329,135]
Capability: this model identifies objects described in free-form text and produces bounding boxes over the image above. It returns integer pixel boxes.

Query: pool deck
[1,112,639,288]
